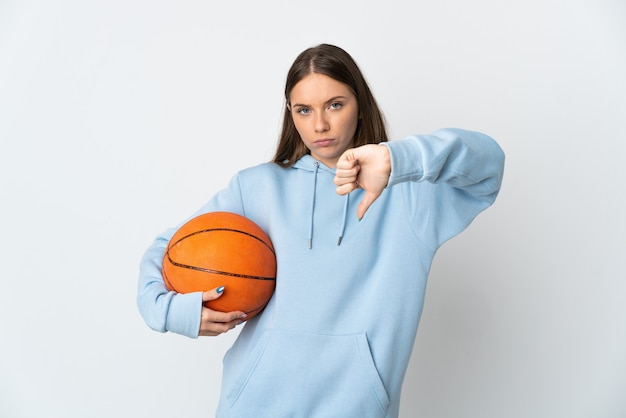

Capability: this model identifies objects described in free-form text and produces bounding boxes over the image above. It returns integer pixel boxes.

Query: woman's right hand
[198,287,247,337]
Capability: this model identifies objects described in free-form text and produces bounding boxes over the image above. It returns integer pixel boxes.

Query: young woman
[138,44,505,418]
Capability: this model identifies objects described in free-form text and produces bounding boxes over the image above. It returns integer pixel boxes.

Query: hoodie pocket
[226,329,390,418]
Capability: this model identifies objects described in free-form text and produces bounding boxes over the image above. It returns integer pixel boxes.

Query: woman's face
[289,73,359,168]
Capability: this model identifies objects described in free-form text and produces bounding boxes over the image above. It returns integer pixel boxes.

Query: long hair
[273,44,388,167]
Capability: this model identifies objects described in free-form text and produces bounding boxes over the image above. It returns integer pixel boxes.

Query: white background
[1,0,625,417]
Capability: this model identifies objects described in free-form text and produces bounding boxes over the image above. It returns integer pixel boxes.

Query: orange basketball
[162,211,276,320]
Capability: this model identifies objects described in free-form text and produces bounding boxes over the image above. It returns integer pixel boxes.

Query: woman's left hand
[334,144,391,220]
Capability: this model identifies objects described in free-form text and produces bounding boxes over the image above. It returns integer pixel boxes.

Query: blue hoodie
[137,128,505,418]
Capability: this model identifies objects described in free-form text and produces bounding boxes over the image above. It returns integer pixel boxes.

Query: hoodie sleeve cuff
[379,141,423,188]
[165,291,203,338]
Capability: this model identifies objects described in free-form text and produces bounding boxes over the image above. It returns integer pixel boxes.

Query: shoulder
[237,161,286,178]
[233,162,290,189]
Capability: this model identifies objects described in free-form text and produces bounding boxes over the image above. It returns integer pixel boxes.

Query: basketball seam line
[170,228,275,255]
[165,255,276,281]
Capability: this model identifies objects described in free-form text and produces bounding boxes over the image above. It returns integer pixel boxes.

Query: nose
[314,112,329,133]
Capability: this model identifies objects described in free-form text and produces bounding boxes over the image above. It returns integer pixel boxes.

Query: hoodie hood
[292,155,350,249]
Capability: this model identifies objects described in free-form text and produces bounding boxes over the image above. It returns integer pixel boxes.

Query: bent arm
[382,128,505,248]
[136,175,246,338]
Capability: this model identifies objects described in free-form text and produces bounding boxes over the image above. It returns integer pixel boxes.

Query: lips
[314,138,335,147]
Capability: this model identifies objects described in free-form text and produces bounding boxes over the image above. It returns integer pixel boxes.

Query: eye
[329,102,343,110]
[296,107,311,115]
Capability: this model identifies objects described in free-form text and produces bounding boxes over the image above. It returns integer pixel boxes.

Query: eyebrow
[291,95,350,108]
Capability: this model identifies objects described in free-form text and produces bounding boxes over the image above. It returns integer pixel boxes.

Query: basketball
[162,211,276,320]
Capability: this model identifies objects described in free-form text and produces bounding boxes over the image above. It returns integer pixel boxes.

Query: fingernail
[216,286,225,294]
[240,314,248,319]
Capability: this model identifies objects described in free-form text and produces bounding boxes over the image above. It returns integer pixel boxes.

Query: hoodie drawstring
[308,162,319,249]
[337,194,349,246]
[308,161,350,249]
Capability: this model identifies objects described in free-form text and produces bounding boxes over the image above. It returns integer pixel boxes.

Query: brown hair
[273,44,388,167]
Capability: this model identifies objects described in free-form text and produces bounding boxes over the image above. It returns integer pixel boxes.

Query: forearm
[136,232,203,338]
[383,128,505,203]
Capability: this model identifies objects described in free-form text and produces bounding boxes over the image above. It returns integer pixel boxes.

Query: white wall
[1,1,624,417]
